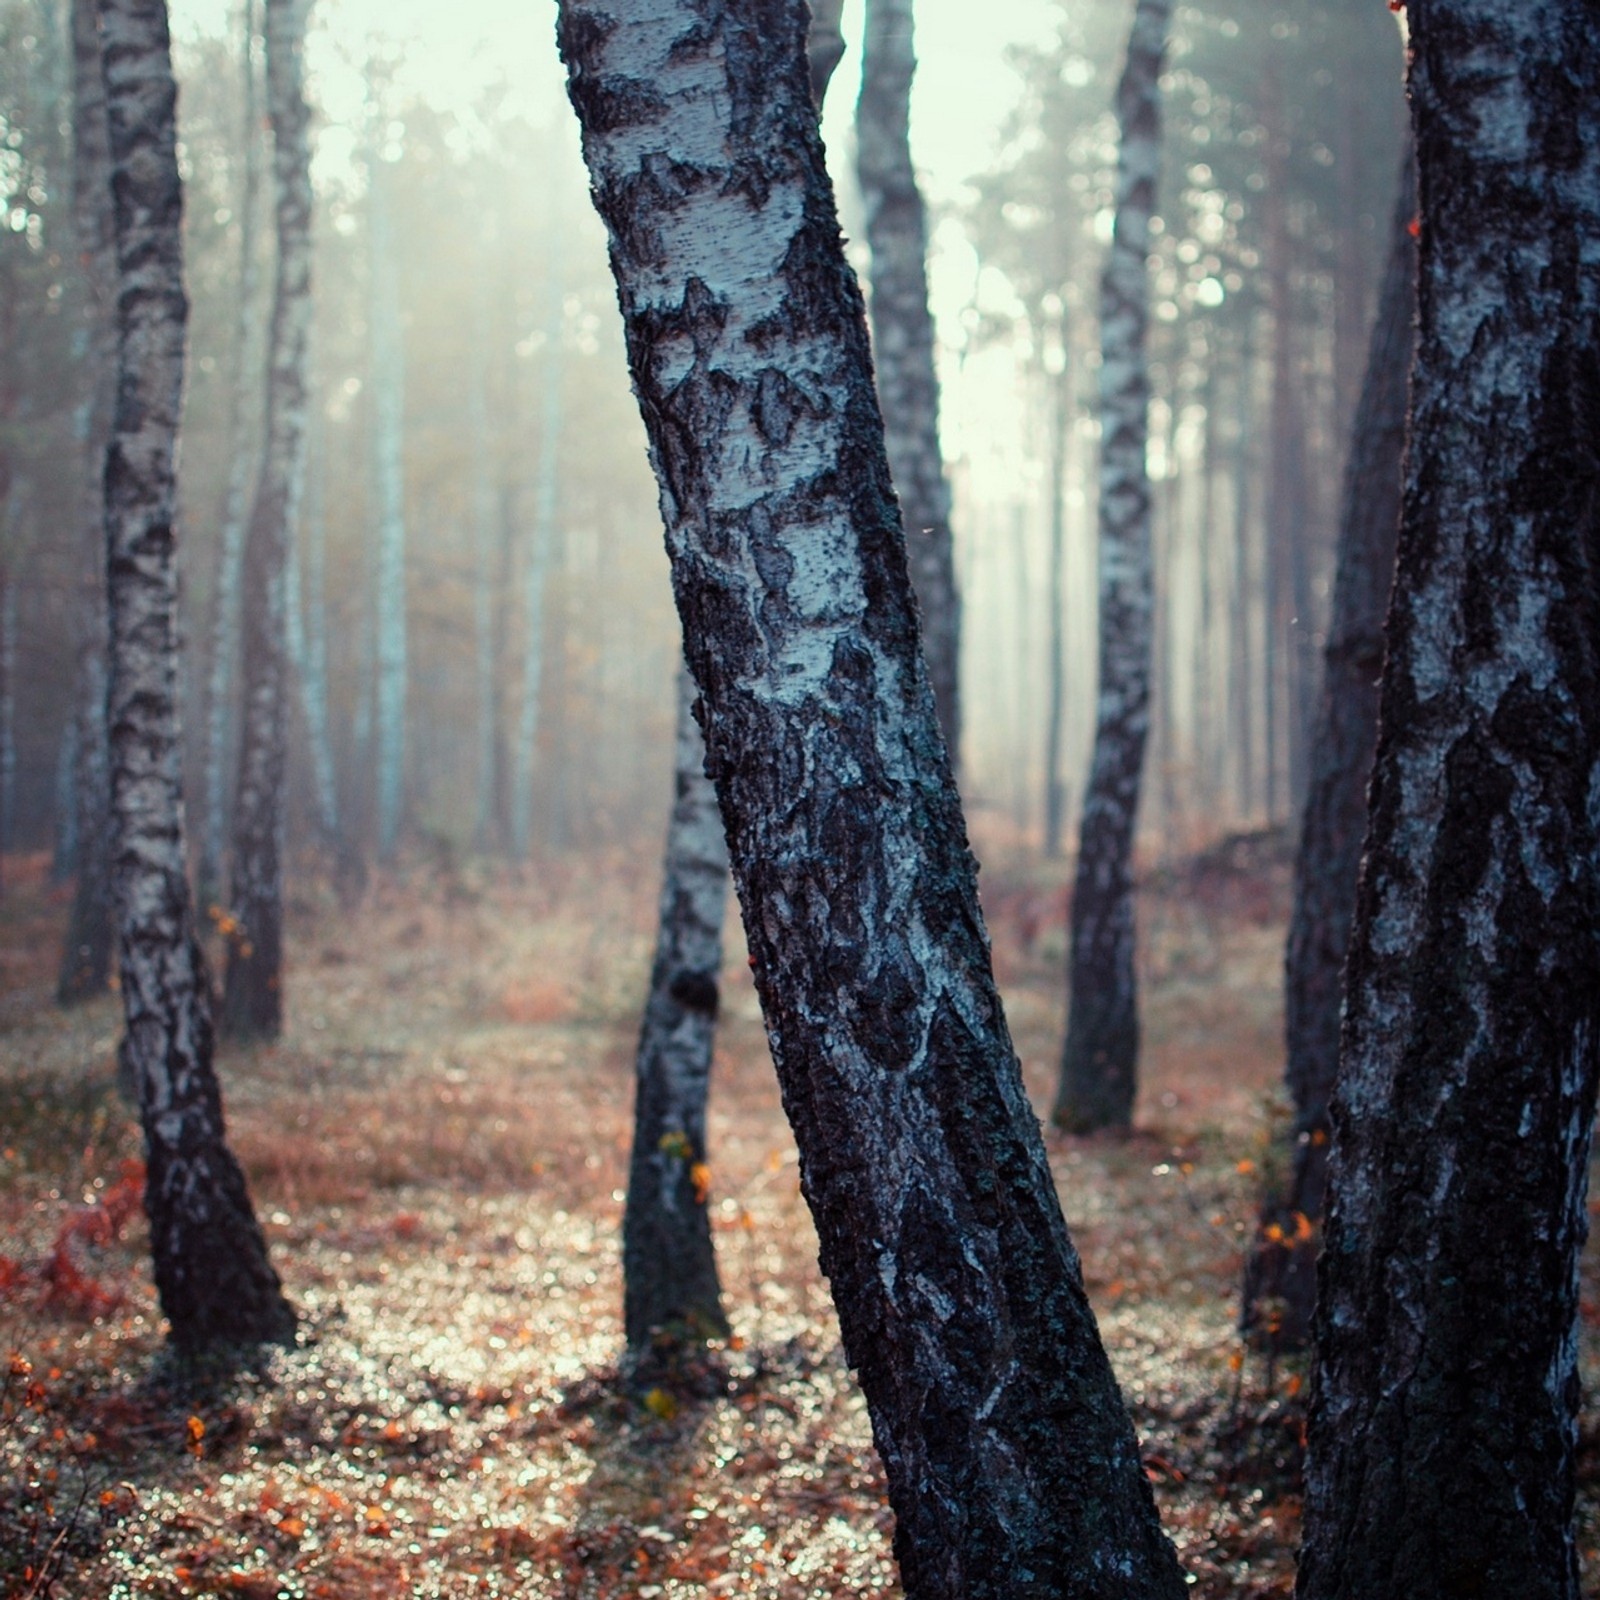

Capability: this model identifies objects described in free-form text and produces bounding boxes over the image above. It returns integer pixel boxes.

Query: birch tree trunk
[557,4,1185,1593]
[1241,146,1413,1347]
[856,0,959,766]
[221,0,312,1040]
[623,665,730,1350]
[1297,6,1600,1593]
[622,0,858,1352]
[98,0,293,1350]
[368,146,407,864]
[288,421,338,847]
[1052,0,1170,1134]
[57,0,117,1002]
[197,0,264,908]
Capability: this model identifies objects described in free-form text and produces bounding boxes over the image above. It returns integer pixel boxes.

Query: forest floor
[2,821,1598,1600]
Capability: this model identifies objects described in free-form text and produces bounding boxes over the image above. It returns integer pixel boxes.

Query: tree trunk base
[146,1146,296,1351]
[221,944,282,1041]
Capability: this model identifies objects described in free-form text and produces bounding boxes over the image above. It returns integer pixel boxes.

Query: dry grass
[0,829,1595,1598]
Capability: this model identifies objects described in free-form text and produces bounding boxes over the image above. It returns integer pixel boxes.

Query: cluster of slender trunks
[65,0,1600,1595]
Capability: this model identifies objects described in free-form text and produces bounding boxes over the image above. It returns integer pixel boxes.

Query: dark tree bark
[557,3,1185,1595]
[1297,5,1600,1595]
[1052,0,1171,1134]
[57,0,117,1004]
[623,666,731,1351]
[1241,146,1414,1347]
[98,0,294,1350]
[857,0,960,767]
[622,0,858,1352]
[221,0,313,1041]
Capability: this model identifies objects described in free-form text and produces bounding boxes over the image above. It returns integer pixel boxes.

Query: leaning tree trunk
[98,0,294,1350]
[1297,5,1600,1596]
[622,0,854,1350]
[1240,144,1413,1347]
[857,0,960,766]
[622,665,731,1352]
[221,0,313,1041]
[197,0,265,909]
[556,3,1186,1596]
[57,0,118,1002]
[1052,0,1171,1134]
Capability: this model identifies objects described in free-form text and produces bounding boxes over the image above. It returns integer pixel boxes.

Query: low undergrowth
[1,834,1595,1598]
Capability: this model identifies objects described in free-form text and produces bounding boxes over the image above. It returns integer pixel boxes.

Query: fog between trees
[0,0,1403,872]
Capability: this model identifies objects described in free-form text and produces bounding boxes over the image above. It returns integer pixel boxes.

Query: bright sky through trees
[168,0,1057,208]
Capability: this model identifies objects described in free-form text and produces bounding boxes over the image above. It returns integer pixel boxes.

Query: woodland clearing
[3,821,1598,1599]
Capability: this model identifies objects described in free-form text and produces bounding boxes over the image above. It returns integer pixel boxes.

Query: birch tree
[221,0,313,1039]
[556,2,1185,1593]
[622,666,730,1350]
[56,0,116,1003]
[196,0,265,908]
[1242,145,1413,1347]
[856,0,959,764]
[98,0,293,1349]
[1298,4,1600,1593]
[287,420,339,849]
[1052,0,1170,1134]
[620,1,852,1352]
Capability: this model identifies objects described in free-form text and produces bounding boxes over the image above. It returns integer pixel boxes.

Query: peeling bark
[856,0,959,767]
[99,0,293,1350]
[1053,0,1171,1135]
[1298,4,1600,1594]
[623,666,730,1351]
[221,0,313,1041]
[557,2,1184,1593]
[1242,147,1414,1347]
[57,0,117,1004]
